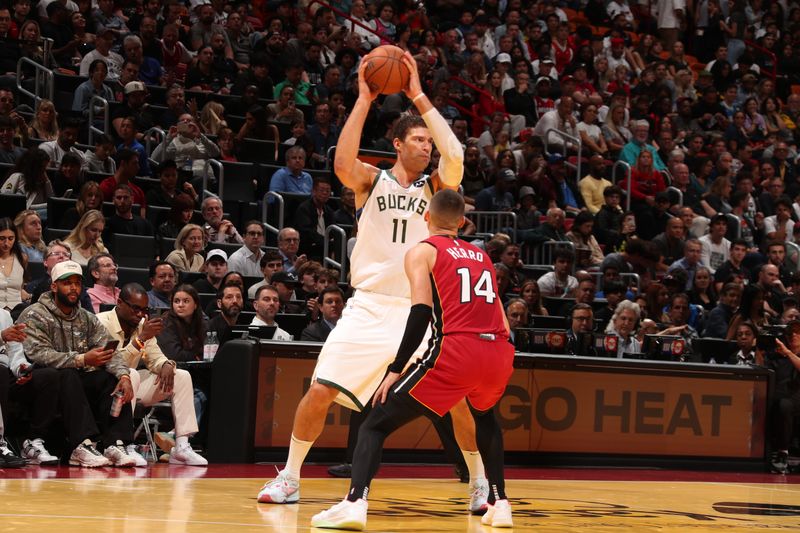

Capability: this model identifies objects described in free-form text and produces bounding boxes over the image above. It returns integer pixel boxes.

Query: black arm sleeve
[388,303,432,374]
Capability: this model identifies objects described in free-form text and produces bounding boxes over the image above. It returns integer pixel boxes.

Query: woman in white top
[601,102,632,156]
[13,210,46,264]
[0,217,28,311]
[577,104,609,156]
[166,224,206,273]
[605,300,642,357]
[1,148,54,210]
[63,209,108,266]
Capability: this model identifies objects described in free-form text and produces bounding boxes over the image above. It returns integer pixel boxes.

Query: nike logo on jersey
[376,194,428,214]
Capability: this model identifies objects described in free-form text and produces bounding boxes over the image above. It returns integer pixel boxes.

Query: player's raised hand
[401,52,423,101]
[372,371,401,407]
[357,58,380,102]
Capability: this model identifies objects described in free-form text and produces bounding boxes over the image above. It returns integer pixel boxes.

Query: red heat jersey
[424,235,507,338]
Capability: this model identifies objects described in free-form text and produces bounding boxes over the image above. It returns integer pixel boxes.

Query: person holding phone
[97,283,207,465]
[16,261,138,468]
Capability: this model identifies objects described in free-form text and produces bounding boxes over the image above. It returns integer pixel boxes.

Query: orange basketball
[362,45,410,95]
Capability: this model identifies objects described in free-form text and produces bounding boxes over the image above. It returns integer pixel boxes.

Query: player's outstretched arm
[374,243,436,406]
[401,52,464,191]
[333,59,381,204]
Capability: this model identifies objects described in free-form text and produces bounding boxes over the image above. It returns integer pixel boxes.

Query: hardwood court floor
[1,465,799,532]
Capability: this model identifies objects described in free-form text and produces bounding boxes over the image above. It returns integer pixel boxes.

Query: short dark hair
[59,116,82,131]
[393,114,426,142]
[116,147,138,164]
[319,285,344,302]
[158,159,178,175]
[603,185,623,197]
[216,283,243,301]
[94,133,114,147]
[554,248,575,263]
[731,238,748,249]
[429,188,465,227]
[260,249,283,268]
[149,260,176,279]
[603,280,626,295]
[254,284,279,300]
[121,282,148,300]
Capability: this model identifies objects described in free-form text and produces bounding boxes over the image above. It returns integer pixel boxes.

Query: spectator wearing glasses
[97,283,207,466]
[86,252,120,313]
[228,221,266,278]
[566,303,596,356]
[277,227,307,274]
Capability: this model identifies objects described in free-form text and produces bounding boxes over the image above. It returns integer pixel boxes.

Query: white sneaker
[103,441,136,467]
[257,469,300,503]
[481,499,513,528]
[125,444,149,467]
[23,438,59,466]
[468,477,489,513]
[310,498,368,530]
[168,443,208,466]
[69,439,111,467]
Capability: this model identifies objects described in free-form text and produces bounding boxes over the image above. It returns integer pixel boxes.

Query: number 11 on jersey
[392,218,408,243]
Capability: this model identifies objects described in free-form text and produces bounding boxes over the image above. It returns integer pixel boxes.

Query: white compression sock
[284,434,314,479]
[461,449,486,482]
[176,435,189,448]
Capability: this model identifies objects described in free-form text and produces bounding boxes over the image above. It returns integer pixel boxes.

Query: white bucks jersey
[350,170,434,297]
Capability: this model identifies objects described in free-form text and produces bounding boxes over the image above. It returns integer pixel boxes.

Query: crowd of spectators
[0,0,798,471]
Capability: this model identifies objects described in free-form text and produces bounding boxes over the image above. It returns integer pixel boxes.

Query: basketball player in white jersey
[257,52,490,512]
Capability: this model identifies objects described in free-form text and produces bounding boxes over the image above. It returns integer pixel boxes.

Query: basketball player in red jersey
[312,189,515,530]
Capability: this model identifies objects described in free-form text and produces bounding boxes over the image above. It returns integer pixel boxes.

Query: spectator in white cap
[112,81,154,141]
[493,52,515,92]
[193,248,228,294]
[72,59,115,117]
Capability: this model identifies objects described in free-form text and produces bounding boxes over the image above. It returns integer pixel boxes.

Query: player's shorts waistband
[351,289,411,307]
[443,332,510,342]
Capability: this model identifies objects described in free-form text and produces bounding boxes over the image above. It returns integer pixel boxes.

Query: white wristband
[412,93,426,103]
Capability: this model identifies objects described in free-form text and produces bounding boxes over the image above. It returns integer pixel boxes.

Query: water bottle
[110,391,124,417]
[203,331,219,361]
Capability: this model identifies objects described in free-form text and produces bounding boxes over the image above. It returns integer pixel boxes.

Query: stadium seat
[0,194,27,221]
[112,234,157,268]
[116,266,150,287]
[47,197,78,229]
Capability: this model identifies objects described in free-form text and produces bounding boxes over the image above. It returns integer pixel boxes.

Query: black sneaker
[327,463,352,478]
[771,451,789,474]
[0,441,28,468]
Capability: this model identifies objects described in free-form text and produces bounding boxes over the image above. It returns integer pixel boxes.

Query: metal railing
[16,57,54,110]
[261,191,285,240]
[323,224,348,282]
[204,159,223,200]
[724,213,742,239]
[786,241,800,274]
[667,186,683,207]
[744,40,777,81]
[144,126,165,160]
[528,240,576,267]
[612,160,632,211]
[587,271,641,293]
[88,95,109,145]
[544,128,582,184]
[464,210,517,239]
